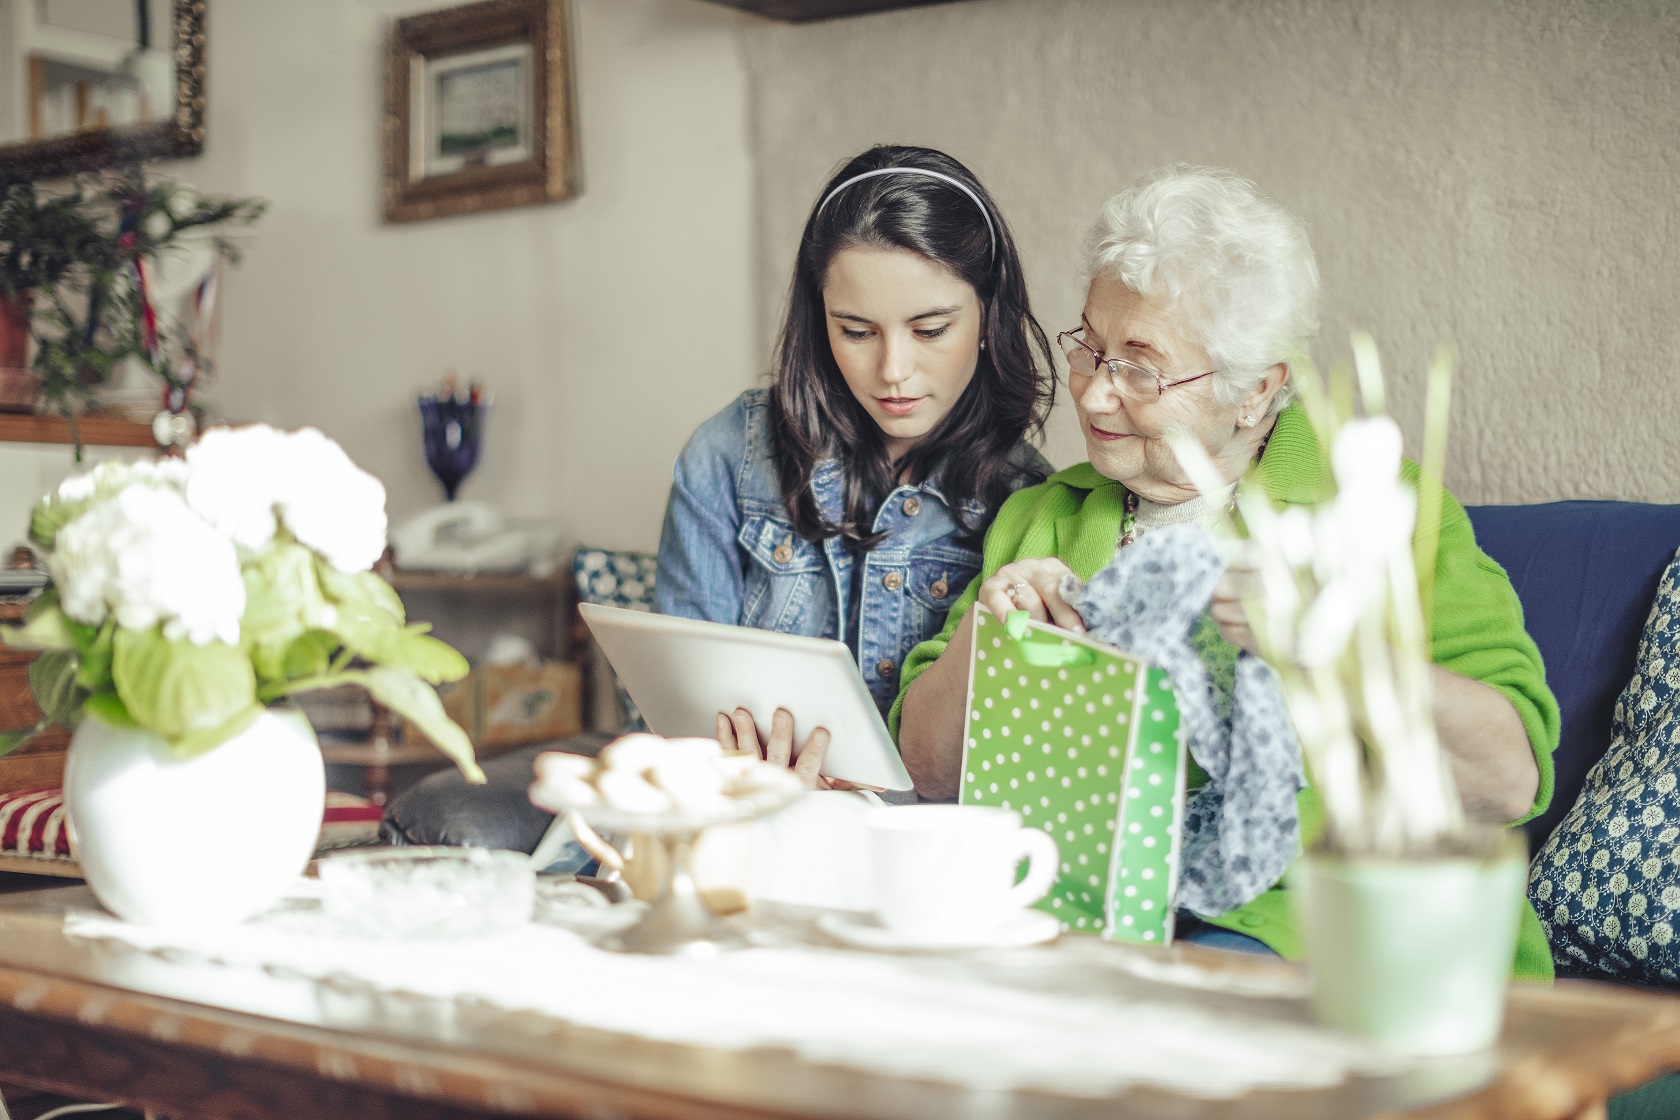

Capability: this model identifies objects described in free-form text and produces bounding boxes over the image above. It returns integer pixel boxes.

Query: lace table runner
[64,882,1404,1100]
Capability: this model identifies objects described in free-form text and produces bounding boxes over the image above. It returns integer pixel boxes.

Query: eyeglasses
[1056,326,1217,401]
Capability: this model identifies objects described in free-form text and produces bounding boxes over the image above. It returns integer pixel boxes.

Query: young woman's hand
[715,707,853,790]
[977,557,1085,634]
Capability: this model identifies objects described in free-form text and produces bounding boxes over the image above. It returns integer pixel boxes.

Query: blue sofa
[1465,501,1680,857]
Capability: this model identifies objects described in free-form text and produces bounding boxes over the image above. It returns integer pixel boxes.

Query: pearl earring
[979,339,987,351]
[1242,415,1255,427]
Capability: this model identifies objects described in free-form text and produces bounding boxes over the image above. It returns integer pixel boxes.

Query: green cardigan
[889,405,1562,981]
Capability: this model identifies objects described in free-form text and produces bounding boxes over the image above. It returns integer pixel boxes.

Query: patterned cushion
[572,547,657,729]
[572,548,657,611]
[317,790,386,852]
[0,787,384,876]
[0,788,71,867]
[1530,548,1680,983]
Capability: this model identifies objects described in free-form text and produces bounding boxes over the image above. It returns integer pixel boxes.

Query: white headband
[815,167,997,261]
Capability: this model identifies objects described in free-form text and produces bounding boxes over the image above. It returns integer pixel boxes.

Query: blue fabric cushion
[1465,501,1680,848]
[1528,548,1680,984]
[572,547,657,729]
[573,548,657,611]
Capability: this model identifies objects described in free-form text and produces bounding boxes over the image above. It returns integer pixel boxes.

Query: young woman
[382,145,1054,857]
[656,144,1056,787]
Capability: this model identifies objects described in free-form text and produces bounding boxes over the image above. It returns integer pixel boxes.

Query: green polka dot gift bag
[960,607,1188,944]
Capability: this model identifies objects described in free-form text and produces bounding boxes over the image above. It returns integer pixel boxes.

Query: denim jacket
[656,389,1051,718]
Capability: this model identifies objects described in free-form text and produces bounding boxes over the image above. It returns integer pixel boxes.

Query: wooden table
[0,876,1677,1120]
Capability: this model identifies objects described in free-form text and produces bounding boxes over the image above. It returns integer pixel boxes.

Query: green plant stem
[1415,350,1455,643]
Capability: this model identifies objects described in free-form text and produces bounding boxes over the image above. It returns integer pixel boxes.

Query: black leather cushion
[381,733,611,852]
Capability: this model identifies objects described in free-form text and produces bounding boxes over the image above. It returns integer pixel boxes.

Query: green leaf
[28,648,85,728]
[74,621,115,691]
[281,630,336,680]
[310,556,465,684]
[113,627,257,743]
[241,540,328,681]
[64,614,99,655]
[334,619,468,685]
[29,494,92,551]
[0,726,41,757]
[357,667,481,782]
[315,560,405,625]
[168,703,264,759]
[82,689,138,729]
[0,591,75,651]
[283,667,482,783]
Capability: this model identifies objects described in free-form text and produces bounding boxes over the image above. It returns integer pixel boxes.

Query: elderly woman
[891,166,1560,979]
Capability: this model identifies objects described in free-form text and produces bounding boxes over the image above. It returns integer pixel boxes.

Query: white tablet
[578,603,915,792]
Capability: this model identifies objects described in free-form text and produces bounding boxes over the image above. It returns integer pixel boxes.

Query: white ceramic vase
[63,709,325,927]
[1295,830,1527,1056]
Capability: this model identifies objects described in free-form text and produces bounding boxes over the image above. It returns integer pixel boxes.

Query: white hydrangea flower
[275,428,388,573]
[183,424,288,551]
[49,484,245,646]
[183,423,387,573]
[49,456,187,506]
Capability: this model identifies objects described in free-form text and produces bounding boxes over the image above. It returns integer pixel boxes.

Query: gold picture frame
[382,0,580,224]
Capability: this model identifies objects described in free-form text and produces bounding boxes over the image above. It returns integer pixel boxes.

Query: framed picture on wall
[383,0,580,223]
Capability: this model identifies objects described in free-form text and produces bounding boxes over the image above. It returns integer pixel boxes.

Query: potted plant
[0,424,483,927]
[0,169,262,437]
[89,172,266,430]
[1175,337,1526,1055]
[0,174,105,412]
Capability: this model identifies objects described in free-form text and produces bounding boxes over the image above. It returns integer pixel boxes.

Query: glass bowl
[317,848,535,939]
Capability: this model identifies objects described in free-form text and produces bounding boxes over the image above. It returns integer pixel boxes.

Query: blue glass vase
[418,397,488,502]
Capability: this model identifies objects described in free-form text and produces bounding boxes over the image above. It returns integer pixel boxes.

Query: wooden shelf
[696,0,972,21]
[386,570,570,593]
[0,413,157,448]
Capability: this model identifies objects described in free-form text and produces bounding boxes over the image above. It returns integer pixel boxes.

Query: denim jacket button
[902,497,921,516]
[876,659,897,678]
[930,578,949,599]
[882,571,904,592]
[773,540,794,564]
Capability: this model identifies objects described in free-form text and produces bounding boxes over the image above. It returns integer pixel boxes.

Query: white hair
[1082,166,1319,413]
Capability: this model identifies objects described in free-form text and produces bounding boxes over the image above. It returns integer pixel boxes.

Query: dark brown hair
[770,145,1055,548]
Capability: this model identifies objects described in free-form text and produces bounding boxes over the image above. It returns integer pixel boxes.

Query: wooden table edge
[0,962,801,1120]
[1380,983,1680,1119]
[6,884,1680,1119]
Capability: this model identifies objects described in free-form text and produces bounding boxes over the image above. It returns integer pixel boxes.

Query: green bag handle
[1004,610,1097,666]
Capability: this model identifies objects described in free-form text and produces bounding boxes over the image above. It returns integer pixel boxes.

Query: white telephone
[390,501,533,574]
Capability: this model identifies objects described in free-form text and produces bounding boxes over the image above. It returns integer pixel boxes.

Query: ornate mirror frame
[0,0,206,181]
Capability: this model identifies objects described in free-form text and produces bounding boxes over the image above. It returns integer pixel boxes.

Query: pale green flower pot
[1295,831,1526,1056]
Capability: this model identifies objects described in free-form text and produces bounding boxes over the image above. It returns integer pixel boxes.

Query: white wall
[168,0,759,551]
[742,0,1680,504]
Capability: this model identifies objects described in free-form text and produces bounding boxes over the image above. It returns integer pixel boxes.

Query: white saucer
[816,909,1061,952]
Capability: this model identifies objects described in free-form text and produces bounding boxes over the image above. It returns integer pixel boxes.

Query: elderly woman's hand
[1209,556,1262,655]
[977,558,1086,634]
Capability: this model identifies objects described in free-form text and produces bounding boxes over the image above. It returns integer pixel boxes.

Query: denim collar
[811,459,984,521]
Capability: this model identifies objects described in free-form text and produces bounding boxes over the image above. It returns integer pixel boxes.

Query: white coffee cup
[866,805,1058,938]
